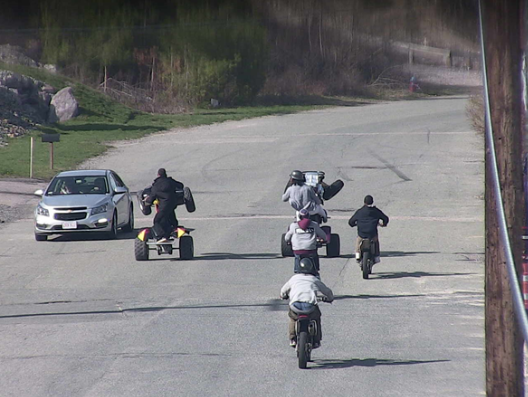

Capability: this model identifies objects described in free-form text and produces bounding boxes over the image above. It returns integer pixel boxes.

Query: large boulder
[48,87,79,123]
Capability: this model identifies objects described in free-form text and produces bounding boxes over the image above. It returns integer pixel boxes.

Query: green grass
[0,63,332,180]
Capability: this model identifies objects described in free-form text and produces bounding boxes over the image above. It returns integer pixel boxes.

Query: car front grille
[55,212,88,221]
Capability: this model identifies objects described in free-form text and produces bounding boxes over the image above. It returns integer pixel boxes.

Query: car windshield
[46,176,109,195]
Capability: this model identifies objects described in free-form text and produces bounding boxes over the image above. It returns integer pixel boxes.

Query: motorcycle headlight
[36,204,49,217]
[91,203,109,215]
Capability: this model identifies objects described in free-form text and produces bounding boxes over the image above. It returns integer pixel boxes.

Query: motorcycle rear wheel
[362,252,370,279]
[297,331,309,369]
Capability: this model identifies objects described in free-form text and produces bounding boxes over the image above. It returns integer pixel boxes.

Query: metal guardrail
[478,0,528,342]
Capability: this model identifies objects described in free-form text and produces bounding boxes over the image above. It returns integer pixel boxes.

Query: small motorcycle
[358,237,376,279]
[294,296,330,369]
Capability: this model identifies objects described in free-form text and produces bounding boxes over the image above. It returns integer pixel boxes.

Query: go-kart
[281,171,343,258]
[134,225,194,260]
[134,184,196,261]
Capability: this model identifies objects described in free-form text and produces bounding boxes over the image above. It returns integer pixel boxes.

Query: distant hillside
[0,0,479,109]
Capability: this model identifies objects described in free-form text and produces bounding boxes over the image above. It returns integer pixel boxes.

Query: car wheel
[35,233,47,242]
[107,212,118,239]
[122,205,134,233]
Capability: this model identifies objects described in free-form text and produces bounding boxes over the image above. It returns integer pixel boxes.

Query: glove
[321,296,333,303]
[281,294,289,300]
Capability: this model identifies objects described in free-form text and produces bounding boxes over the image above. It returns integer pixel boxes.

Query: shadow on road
[373,271,474,280]
[45,229,140,242]
[339,251,439,259]
[0,300,291,320]
[383,251,440,257]
[311,357,449,370]
[333,294,424,301]
[195,252,282,260]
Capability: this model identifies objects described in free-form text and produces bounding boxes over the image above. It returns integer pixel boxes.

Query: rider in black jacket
[348,195,389,264]
[146,168,184,243]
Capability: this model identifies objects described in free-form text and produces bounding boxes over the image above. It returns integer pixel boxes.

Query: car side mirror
[114,186,127,195]
[34,189,44,196]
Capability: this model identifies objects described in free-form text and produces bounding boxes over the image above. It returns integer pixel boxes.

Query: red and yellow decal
[176,227,187,238]
[137,229,148,241]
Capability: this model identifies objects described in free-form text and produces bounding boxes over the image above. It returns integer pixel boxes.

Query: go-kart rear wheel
[281,233,294,257]
[326,234,340,257]
[184,187,196,213]
[134,237,149,261]
[179,235,194,260]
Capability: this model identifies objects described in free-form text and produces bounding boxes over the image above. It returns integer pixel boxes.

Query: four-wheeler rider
[282,170,327,222]
[348,195,389,265]
[284,209,328,275]
[145,168,184,244]
[280,257,334,348]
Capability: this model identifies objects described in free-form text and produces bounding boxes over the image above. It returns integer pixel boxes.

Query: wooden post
[482,0,525,395]
[49,143,54,170]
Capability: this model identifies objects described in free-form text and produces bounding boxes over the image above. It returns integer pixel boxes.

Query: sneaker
[355,252,361,263]
[313,342,321,349]
[156,237,169,244]
[374,256,381,264]
[290,339,297,348]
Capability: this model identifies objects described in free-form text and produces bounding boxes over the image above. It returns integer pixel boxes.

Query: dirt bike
[358,237,376,279]
[289,296,331,369]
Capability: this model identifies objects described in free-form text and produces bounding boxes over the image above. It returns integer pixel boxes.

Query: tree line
[0,0,478,110]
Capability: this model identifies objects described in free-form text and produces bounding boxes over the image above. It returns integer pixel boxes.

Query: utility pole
[482,0,525,396]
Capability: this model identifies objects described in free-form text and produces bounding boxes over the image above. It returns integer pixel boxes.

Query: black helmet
[290,170,304,181]
[364,195,374,205]
[298,257,316,275]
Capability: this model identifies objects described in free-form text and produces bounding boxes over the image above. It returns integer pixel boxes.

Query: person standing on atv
[280,258,334,348]
[348,195,389,265]
[285,209,328,274]
[145,168,184,243]
[282,170,327,222]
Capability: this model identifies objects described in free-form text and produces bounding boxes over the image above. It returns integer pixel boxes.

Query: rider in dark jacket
[348,195,389,264]
[146,168,183,242]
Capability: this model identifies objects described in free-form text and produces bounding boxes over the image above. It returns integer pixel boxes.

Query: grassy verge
[1,64,345,180]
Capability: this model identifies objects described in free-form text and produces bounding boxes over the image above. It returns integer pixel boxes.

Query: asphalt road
[0,96,484,397]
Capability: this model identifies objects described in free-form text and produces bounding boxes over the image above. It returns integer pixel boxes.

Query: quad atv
[134,185,196,261]
[281,171,343,258]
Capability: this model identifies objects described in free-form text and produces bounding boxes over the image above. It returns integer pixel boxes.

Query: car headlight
[91,203,109,215]
[36,204,49,217]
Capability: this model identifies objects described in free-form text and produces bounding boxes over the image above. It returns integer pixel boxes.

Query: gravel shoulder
[0,178,48,227]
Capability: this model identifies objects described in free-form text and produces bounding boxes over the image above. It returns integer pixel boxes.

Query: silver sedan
[34,169,134,241]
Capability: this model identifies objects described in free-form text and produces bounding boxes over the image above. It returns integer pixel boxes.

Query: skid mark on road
[369,150,412,182]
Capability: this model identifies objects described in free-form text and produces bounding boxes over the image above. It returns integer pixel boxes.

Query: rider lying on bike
[282,170,327,223]
[285,209,328,275]
[280,258,334,348]
[348,194,389,265]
